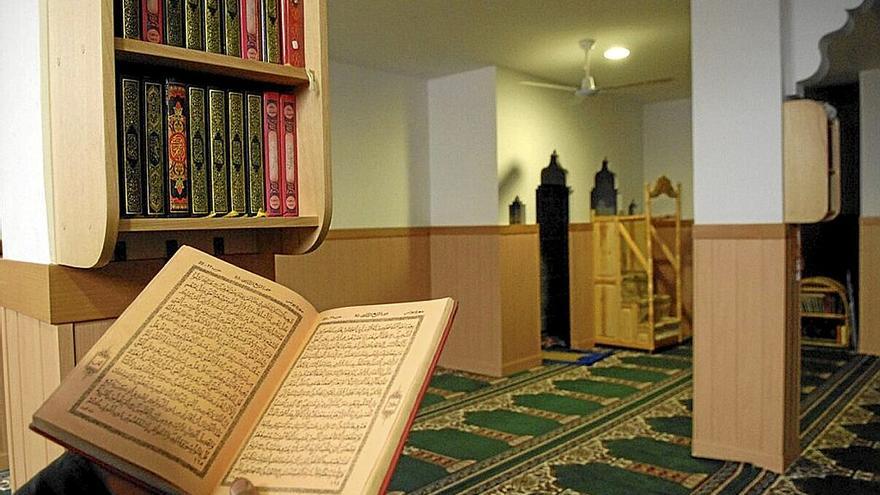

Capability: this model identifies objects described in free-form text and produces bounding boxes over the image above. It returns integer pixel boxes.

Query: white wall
[691,0,785,224]
[329,61,430,228]
[427,67,499,226]
[0,1,52,262]
[643,98,693,219]
[862,69,880,217]
[495,67,644,224]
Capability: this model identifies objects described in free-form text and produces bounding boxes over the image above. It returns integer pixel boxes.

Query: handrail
[617,222,648,271]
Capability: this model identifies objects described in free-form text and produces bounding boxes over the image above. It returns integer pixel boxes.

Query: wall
[861,69,880,216]
[329,61,430,228]
[642,98,693,218]
[495,67,644,224]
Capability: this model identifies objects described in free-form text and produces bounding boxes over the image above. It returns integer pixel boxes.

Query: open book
[31,246,457,494]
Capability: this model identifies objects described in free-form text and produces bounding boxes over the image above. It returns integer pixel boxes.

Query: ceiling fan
[521,39,673,97]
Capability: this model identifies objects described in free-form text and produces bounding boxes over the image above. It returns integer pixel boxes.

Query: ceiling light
[603,46,630,60]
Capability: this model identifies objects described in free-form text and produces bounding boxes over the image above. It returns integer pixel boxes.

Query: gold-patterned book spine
[262,0,281,63]
[120,0,141,39]
[164,0,184,46]
[208,88,230,215]
[245,93,265,216]
[223,0,241,57]
[204,0,222,53]
[188,87,210,215]
[184,0,204,50]
[144,81,166,216]
[228,91,247,215]
[165,81,190,214]
[119,77,143,216]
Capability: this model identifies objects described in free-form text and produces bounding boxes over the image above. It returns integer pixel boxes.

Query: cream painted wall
[642,98,693,219]
[861,69,880,217]
[495,67,644,224]
[329,61,430,228]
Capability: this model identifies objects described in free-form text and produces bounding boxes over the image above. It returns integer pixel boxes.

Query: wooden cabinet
[783,99,840,224]
[42,0,330,268]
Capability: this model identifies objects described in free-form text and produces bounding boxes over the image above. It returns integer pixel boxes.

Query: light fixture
[603,46,630,60]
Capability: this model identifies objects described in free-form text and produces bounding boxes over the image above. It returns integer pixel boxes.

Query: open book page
[219,298,456,495]
[32,246,319,494]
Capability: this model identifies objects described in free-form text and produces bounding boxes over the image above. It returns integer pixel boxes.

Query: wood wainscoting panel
[860,217,880,355]
[692,224,800,473]
[499,230,542,375]
[73,319,116,364]
[569,224,594,349]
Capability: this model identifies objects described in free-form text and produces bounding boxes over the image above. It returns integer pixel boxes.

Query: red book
[165,81,189,214]
[141,0,163,43]
[263,92,283,216]
[279,93,298,217]
[240,0,263,60]
[281,0,305,67]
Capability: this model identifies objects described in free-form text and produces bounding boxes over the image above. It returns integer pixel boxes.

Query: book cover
[280,0,304,67]
[240,0,262,61]
[184,0,205,50]
[279,93,298,217]
[143,80,166,216]
[262,0,282,64]
[224,0,242,57]
[188,86,211,216]
[228,91,247,216]
[164,0,184,47]
[165,81,190,215]
[141,0,164,44]
[118,77,144,216]
[119,0,141,39]
[245,93,265,216]
[262,92,282,216]
[208,88,230,215]
[204,0,223,53]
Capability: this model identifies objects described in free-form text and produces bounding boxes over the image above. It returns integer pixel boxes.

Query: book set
[117,74,299,218]
[118,0,305,67]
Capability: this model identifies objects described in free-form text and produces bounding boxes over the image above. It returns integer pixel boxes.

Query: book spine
[245,93,265,216]
[263,92,282,216]
[223,0,241,57]
[279,93,298,216]
[280,0,304,67]
[208,88,230,215]
[228,91,247,215]
[262,0,281,63]
[164,0,184,46]
[184,0,205,50]
[120,0,141,39]
[240,0,262,60]
[141,0,164,44]
[204,0,223,53]
[143,81,166,216]
[165,81,190,215]
[119,77,144,216]
[188,86,211,216]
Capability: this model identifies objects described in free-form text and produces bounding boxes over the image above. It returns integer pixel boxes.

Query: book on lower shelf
[31,246,457,494]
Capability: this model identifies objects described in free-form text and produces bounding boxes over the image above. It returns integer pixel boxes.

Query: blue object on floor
[575,350,613,366]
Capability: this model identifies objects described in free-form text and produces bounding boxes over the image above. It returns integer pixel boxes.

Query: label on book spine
[119,78,144,216]
[245,94,265,216]
[188,87,210,215]
[184,0,204,50]
[166,82,190,214]
[223,0,241,57]
[144,81,166,216]
[228,92,247,215]
[262,0,281,63]
[164,0,184,46]
[280,93,298,217]
[263,92,282,216]
[208,89,230,215]
[240,0,262,60]
[281,0,304,67]
[204,0,222,53]
[142,0,164,43]
[120,0,141,39]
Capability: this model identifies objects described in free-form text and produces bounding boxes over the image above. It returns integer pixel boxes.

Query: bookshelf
[45,0,331,268]
[800,277,850,347]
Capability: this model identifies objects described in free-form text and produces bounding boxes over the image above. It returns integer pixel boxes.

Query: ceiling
[327,0,692,101]
[817,1,880,87]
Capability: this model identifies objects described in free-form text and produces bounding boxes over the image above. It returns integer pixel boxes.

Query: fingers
[230,477,258,495]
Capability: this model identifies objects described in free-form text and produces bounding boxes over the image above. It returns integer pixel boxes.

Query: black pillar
[536,151,570,347]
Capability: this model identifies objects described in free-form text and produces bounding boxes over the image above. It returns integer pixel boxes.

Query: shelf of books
[800,276,851,348]
[45,0,330,268]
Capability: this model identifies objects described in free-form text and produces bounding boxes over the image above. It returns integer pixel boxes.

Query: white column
[861,69,880,216]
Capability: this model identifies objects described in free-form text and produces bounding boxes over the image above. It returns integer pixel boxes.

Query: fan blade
[520,81,579,92]
[599,77,674,92]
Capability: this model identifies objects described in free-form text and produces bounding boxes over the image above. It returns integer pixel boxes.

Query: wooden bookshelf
[118,215,320,232]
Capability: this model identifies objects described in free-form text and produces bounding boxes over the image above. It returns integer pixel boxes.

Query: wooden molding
[326,227,432,241]
[693,223,792,240]
[430,225,539,236]
[860,216,880,226]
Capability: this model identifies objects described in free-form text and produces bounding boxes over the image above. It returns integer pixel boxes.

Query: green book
[228,91,247,215]
[144,81,166,216]
[262,0,281,63]
[208,88,230,215]
[224,0,242,57]
[118,77,143,216]
[245,93,265,216]
[188,87,210,216]
[184,0,205,50]
[119,0,140,39]
[164,0,184,47]
[204,0,222,53]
